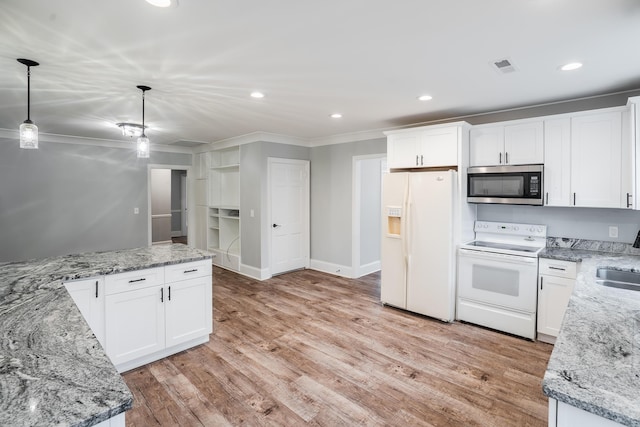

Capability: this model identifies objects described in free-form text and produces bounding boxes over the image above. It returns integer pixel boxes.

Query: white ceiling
[1,0,640,147]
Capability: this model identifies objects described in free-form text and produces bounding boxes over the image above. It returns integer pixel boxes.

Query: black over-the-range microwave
[467,164,543,205]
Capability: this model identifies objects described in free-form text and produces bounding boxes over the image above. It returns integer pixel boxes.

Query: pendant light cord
[141,90,145,137]
[26,66,31,122]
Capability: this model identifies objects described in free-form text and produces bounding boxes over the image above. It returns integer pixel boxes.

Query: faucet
[633,230,640,249]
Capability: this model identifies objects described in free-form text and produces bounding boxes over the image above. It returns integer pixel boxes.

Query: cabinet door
[165,277,213,348]
[537,274,575,337]
[105,286,165,366]
[571,112,622,208]
[419,127,458,167]
[504,121,544,165]
[544,118,571,206]
[469,126,504,166]
[65,277,106,348]
[387,133,420,168]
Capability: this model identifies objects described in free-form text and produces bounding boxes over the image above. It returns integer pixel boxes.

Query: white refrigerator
[381,170,456,322]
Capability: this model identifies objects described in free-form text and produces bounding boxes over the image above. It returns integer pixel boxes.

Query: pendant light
[17,58,40,149]
[136,85,151,158]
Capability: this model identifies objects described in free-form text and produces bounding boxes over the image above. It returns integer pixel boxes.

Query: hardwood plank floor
[123,267,553,426]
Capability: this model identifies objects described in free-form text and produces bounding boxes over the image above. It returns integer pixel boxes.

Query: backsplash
[547,236,640,256]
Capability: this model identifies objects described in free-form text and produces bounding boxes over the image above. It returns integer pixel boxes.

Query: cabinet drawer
[105,267,164,295]
[539,259,577,279]
[165,260,212,283]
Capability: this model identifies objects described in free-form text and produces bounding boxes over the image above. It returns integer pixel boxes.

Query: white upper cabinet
[470,121,543,166]
[544,118,572,207]
[387,125,459,169]
[570,111,622,208]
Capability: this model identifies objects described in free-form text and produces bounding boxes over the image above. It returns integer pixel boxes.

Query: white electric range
[457,221,547,340]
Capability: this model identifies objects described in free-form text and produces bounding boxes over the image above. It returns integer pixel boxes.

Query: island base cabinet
[165,276,213,347]
[549,398,624,427]
[105,286,165,367]
[94,412,125,427]
[64,277,106,348]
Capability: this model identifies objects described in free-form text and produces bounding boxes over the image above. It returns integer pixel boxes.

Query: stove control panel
[474,221,547,238]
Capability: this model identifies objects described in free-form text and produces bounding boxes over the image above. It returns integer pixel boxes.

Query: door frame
[147,164,193,247]
[351,154,386,278]
[267,157,310,277]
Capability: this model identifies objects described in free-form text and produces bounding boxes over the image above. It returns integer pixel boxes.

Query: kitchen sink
[596,268,640,291]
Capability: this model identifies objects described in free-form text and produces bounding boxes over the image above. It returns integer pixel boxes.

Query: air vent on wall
[492,58,517,74]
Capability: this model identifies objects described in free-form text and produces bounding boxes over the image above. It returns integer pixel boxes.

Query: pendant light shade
[17,58,40,149]
[136,85,151,158]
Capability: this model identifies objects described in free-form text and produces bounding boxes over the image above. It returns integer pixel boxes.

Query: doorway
[352,154,386,278]
[268,158,310,276]
[148,165,192,246]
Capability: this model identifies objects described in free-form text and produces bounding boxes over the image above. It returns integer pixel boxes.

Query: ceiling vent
[492,58,517,74]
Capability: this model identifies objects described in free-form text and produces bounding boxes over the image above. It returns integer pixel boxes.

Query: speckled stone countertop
[540,246,640,426]
[0,244,212,427]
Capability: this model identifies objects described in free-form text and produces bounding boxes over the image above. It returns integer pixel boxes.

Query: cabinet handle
[184,268,198,273]
[129,278,146,284]
[549,266,566,271]
[420,155,424,166]
[545,192,548,205]
[416,155,419,166]
[95,281,99,298]
[168,286,171,301]
[499,152,502,164]
[540,276,543,290]
[161,287,164,303]
[627,193,632,208]
[505,152,509,164]
[573,193,576,206]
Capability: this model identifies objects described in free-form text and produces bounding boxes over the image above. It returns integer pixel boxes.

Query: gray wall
[359,157,383,266]
[0,138,191,262]
[310,138,387,267]
[240,141,310,269]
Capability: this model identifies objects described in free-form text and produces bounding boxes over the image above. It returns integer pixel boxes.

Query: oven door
[458,248,538,313]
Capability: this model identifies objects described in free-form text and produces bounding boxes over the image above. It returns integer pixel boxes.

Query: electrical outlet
[609,226,618,238]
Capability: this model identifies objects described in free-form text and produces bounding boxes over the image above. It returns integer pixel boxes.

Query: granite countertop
[541,247,640,426]
[0,244,212,427]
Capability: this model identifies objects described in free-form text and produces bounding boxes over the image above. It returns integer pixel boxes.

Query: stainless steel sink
[596,268,640,291]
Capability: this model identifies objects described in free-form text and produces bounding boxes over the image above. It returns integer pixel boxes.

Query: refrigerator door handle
[403,178,411,271]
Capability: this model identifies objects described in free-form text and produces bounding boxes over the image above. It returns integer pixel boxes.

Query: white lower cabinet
[64,277,106,348]
[102,260,212,372]
[537,259,578,343]
[549,398,624,427]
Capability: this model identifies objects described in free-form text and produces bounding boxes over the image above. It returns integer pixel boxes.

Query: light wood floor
[123,267,553,426]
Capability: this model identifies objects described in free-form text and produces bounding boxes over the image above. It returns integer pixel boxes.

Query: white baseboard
[309,259,353,278]
[355,260,380,278]
[239,263,271,281]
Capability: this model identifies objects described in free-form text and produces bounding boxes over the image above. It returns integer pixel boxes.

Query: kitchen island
[0,244,212,427]
[541,247,640,427]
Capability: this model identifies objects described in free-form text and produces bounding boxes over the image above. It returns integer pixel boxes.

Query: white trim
[267,158,310,276]
[147,164,193,248]
[309,259,353,278]
[0,128,193,154]
[239,263,271,281]
[352,154,386,279]
[356,261,381,278]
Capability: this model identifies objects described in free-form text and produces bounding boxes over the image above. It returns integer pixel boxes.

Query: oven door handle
[458,248,538,264]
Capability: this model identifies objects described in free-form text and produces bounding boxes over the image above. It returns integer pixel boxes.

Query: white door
[571,111,622,208]
[165,277,212,347]
[269,158,310,276]
[105,286,165,367]
[381,172,408,309]
[405,171,455,321]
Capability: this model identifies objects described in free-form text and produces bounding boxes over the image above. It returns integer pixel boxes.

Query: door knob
[272,223,281,228]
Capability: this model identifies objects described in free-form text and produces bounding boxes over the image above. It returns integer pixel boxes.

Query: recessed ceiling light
[418,95,433,101]
[560,62,583,71]
[330,113,343,119]
[250,92,265,98]
[146,0,172,7]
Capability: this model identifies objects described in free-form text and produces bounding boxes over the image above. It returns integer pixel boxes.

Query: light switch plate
[609,226,618,238]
